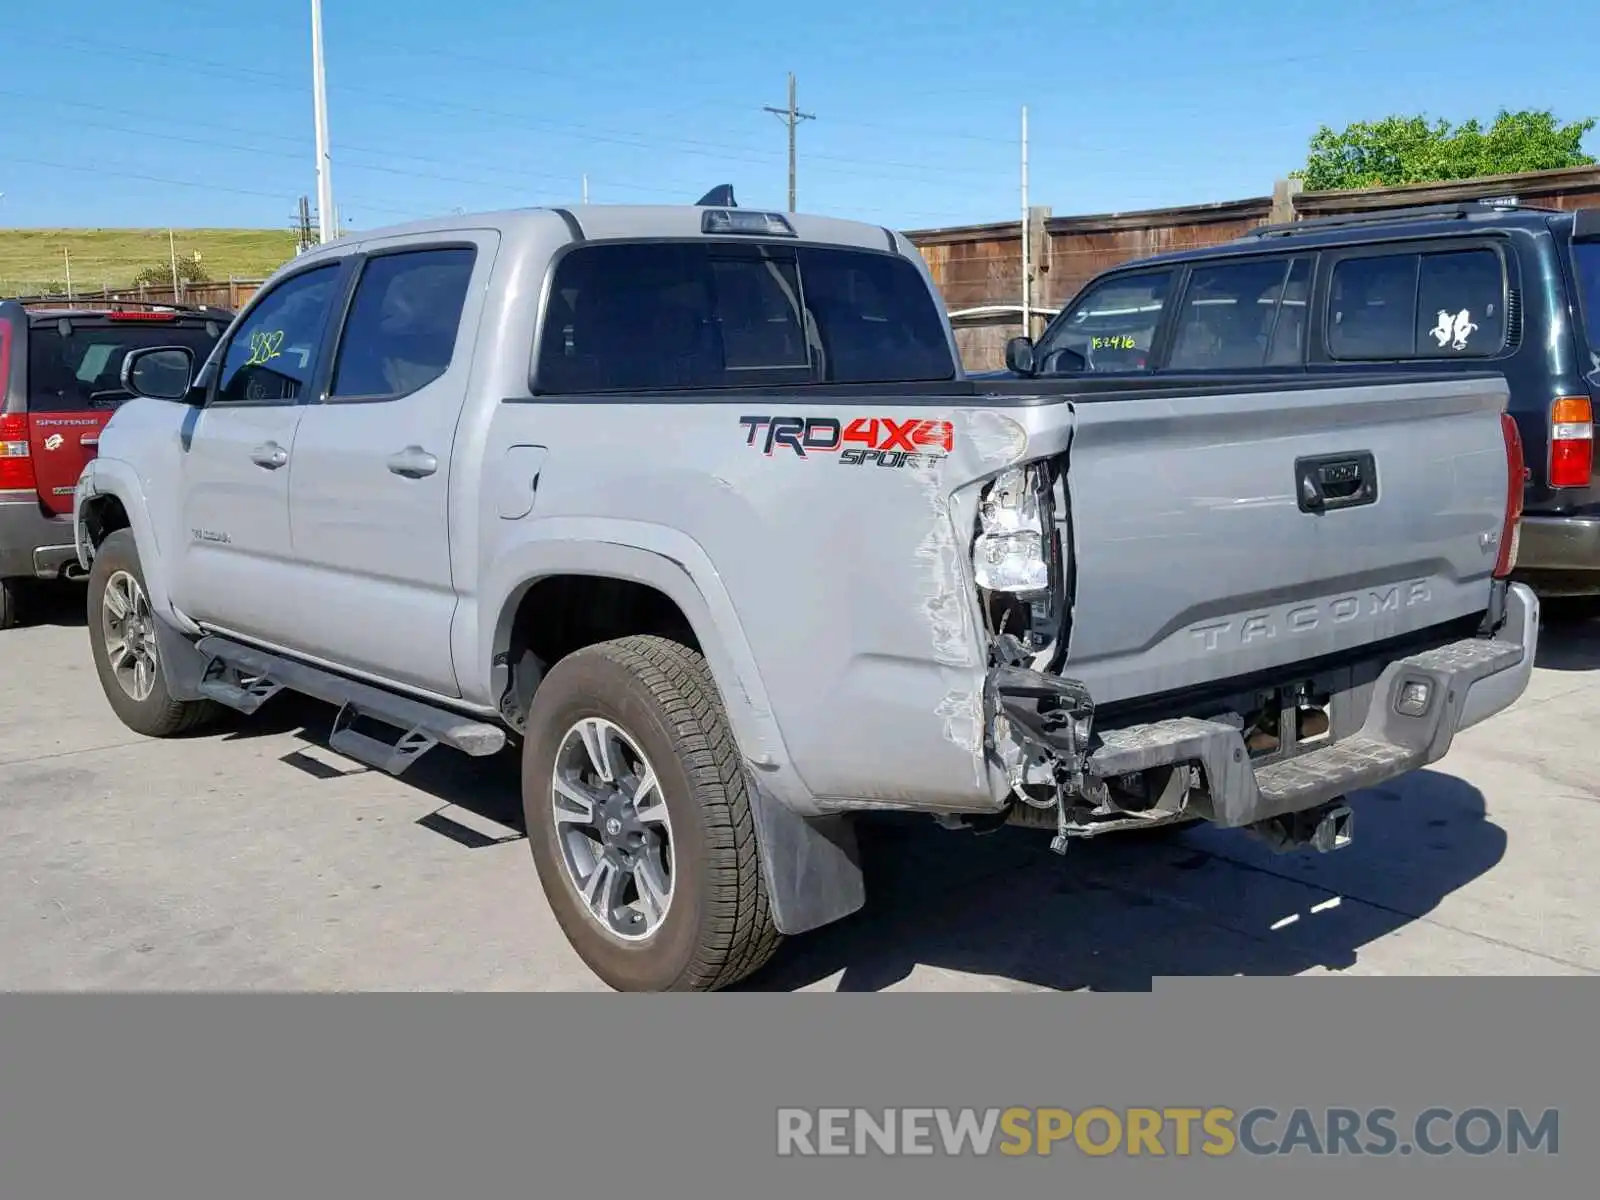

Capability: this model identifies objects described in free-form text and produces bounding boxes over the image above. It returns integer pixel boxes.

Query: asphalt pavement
[3,585,1599,990]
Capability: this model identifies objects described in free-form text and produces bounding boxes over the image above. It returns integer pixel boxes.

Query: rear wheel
[522,635,781,992]
[86,530,221,737]
[0,578,21,630]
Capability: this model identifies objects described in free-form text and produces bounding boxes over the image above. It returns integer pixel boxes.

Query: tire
[86,529,221,738]
[0,578,20,630]
[522,635,782,992]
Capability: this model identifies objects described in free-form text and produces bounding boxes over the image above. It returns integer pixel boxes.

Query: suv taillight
[1550,395,1594,488]
[0,413,35,491]
[1495,412,1525,579]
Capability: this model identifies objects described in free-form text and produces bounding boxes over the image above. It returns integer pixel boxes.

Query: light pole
[310,0,337,243]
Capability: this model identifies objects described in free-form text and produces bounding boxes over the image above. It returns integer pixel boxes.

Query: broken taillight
[1549,395,1594,489]
[1494,412,1525,579]
[974,465,1051,594]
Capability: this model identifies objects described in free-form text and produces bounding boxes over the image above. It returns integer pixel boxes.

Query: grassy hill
[0,228,299,295]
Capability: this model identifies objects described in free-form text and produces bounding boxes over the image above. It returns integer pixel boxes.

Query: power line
[28,32,1008,184]
[139,0,1023,148]
[1,154,418,219]
[0,92,676,198]
[762,73,815,212]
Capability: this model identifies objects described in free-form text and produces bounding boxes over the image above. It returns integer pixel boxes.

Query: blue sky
[2,0,1597,232]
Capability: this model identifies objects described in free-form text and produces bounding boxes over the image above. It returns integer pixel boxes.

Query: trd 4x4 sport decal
[738,415,954,469]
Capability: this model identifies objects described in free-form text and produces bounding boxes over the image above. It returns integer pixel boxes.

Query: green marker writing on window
[245,329,285,367]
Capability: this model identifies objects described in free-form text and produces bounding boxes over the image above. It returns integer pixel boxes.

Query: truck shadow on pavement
[1535,605,1600,671]
[18,581,87,628]
[740,770,1504,992]
[223,698,1505,990]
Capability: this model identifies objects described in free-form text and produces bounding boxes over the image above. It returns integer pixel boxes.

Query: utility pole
[168,229,182,303]
[1017,107,1030,339]
[582,174,589,204]
[763,72,814,212]
[310,0,336,242]
[63,247,73,301]
[294,195,314,253]
[1020,105,1030,339]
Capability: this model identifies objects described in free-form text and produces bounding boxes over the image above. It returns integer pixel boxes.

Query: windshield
[1573,241,1600,363]
[1034,270,1173,373]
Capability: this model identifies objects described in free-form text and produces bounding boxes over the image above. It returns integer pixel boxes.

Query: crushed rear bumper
[987,582,1539,830]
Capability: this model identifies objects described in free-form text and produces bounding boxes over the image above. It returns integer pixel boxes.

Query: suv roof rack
[14,296,226,316]
[1241,199,1565,240]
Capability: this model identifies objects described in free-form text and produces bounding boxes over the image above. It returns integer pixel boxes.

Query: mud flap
[745,773,865,936]
[151,613,211,703]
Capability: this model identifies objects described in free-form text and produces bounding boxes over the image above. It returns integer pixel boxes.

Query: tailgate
[1059,375,1512,706]
[29,412,108,514]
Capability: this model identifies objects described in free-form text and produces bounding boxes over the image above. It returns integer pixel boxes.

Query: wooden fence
[908,164,1600,370]
[14,276,266,312]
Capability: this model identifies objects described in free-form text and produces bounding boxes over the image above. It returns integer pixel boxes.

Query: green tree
[1295,109,1597,192]
[131,256,210,288]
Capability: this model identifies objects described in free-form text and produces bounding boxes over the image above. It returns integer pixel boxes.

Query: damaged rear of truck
[958,371,1536,856]
[662,369,1535,890]
[77,204,1538,991]
[471,214,1540,986]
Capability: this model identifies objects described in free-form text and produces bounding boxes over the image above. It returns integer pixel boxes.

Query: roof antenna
[696,184,736,207]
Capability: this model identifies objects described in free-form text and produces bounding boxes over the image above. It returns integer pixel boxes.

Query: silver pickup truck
[73,200,1538,991]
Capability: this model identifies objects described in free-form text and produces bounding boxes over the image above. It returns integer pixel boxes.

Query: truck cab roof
[294,203,908,262]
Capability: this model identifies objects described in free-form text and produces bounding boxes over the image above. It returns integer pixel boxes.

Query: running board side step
[194,635,507,776]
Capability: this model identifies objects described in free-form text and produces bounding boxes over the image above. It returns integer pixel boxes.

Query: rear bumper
[0,491,78,580]
[990,583,1540,830]
[1513,516,1600,594]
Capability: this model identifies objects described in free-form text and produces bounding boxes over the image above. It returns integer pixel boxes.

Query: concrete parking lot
[3,586,1600,991]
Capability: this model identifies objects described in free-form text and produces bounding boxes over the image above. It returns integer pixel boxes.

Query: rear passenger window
[1328,254,1419,359]
[331,247,477,399]
[1415,249,1505,356]
[533,241,955,393]
[1327,247,1507,360]
[1168,257,1308,370]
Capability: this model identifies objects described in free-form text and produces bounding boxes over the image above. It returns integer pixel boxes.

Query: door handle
[250,441,289,470]
[387,446,438,479]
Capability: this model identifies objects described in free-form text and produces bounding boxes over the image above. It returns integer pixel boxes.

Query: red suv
[0,299,228,628]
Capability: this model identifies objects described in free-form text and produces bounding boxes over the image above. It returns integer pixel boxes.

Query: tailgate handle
[1296,452,1377,513]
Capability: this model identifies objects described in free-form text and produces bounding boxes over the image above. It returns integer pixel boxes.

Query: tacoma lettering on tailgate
[1188,580,1433,650]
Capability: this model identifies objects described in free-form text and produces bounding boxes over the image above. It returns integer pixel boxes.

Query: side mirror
[1004,336,1036,376]
[121,346,197,402]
